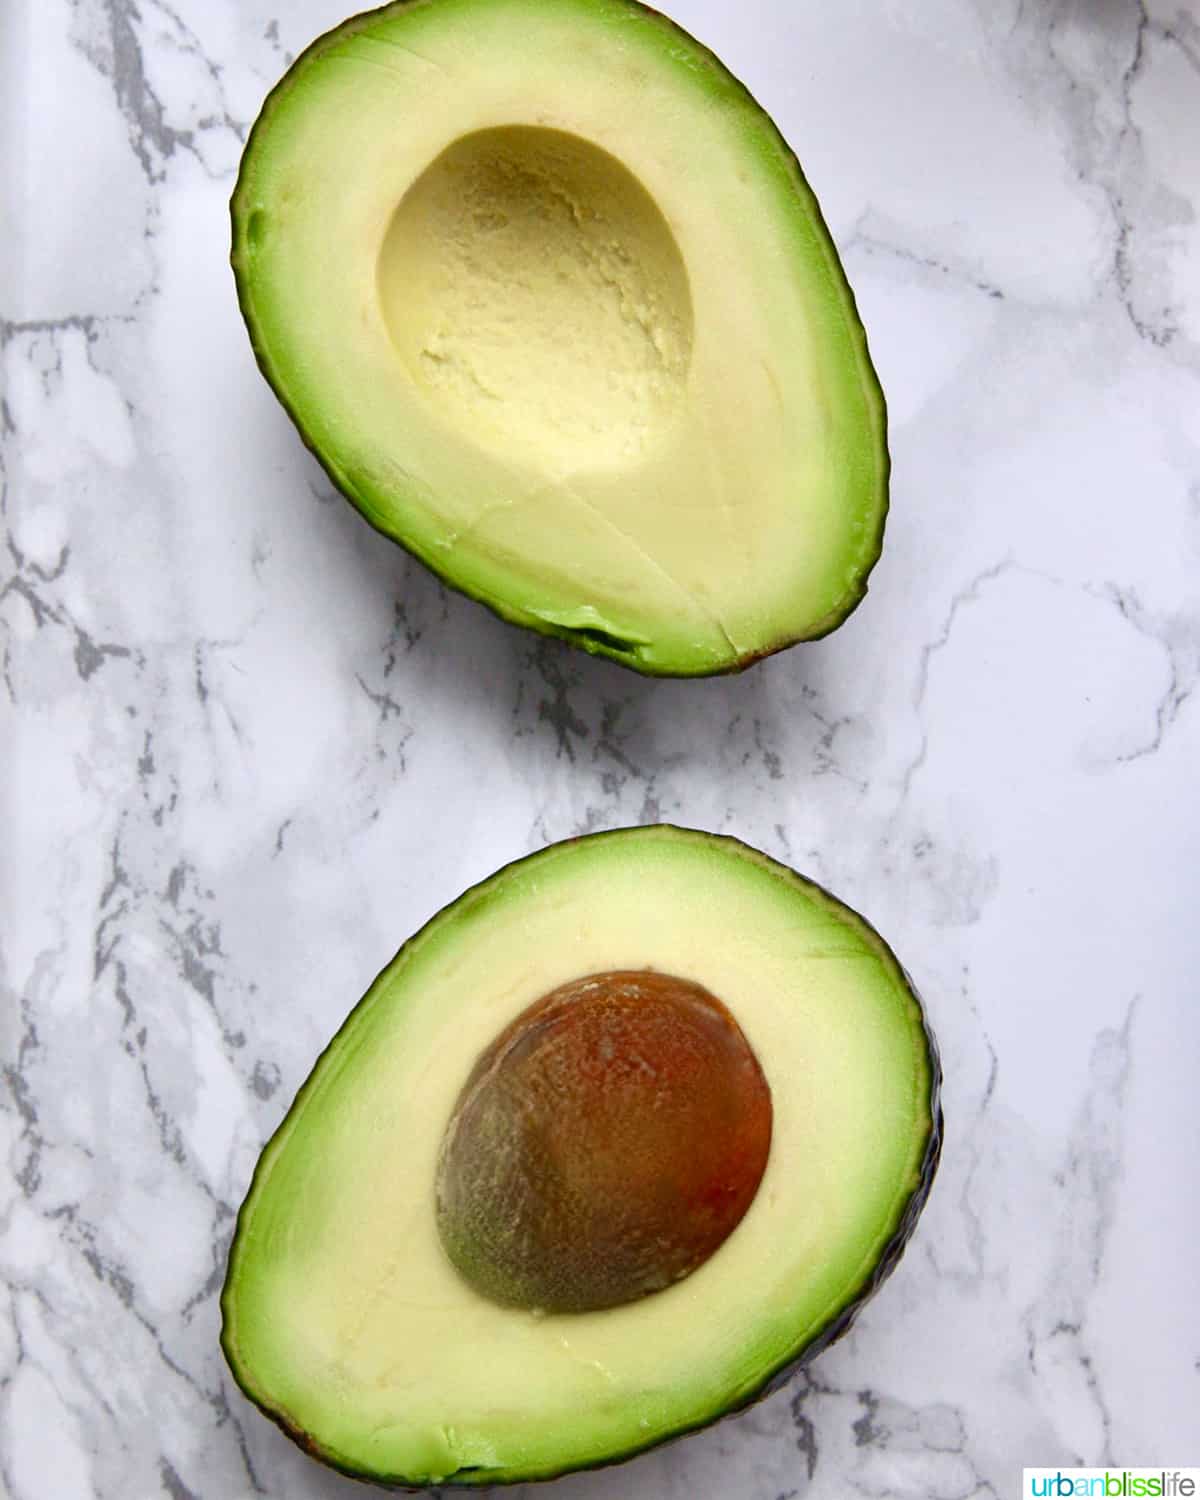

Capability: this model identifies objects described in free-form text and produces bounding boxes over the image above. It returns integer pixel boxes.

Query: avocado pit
[435,969,772,1314]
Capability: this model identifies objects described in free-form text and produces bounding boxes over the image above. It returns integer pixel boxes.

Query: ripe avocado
[231,0,889,676]
[221,827,941,1486]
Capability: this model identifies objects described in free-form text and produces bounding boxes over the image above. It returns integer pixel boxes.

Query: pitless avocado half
[231,0,889,675]
[221,827,942,1487]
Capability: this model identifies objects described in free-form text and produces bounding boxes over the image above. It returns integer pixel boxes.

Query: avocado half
[231,0,889,676]
[221,827,941,1486]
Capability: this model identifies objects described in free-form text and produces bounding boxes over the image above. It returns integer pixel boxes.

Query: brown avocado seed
[434,970,773,1314]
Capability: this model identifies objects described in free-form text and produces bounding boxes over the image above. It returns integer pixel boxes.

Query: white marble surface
[4,0,1200,1495]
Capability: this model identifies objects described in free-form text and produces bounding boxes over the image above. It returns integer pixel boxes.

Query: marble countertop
[4,1,1199,1496]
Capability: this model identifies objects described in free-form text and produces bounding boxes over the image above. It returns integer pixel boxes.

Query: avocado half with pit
[231,0,889,675]
[221,827,941,1486]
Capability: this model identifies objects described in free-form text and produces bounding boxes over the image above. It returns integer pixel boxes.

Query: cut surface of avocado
[232,0,889,675]
[221,827,941,1486]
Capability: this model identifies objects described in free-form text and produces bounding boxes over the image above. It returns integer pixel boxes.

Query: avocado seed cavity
[377,127,694,473]
[435,970,772,1314]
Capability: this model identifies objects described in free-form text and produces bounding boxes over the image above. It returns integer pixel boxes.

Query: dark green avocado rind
[230,0,889,678]
[220,826,941,1489]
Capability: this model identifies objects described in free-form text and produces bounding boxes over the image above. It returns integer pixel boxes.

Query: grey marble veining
[3,1,1199,1497]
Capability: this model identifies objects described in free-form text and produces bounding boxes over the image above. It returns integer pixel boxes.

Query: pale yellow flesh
[379,126,695,475]
[236,0,886,669]
[225,831,932,1482]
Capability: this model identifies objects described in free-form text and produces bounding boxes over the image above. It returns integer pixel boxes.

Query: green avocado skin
[230,0,890,677]
[219,826,942,1489]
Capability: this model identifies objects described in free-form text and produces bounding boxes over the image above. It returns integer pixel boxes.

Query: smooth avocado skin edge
[231,0,890,677]
[220,827,942,1489]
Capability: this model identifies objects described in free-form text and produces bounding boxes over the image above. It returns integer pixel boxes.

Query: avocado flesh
[221,827,940,1486]
[231,0,888,675]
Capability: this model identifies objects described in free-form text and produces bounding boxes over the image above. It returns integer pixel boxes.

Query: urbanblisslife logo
[1024,1472,1198,1498]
